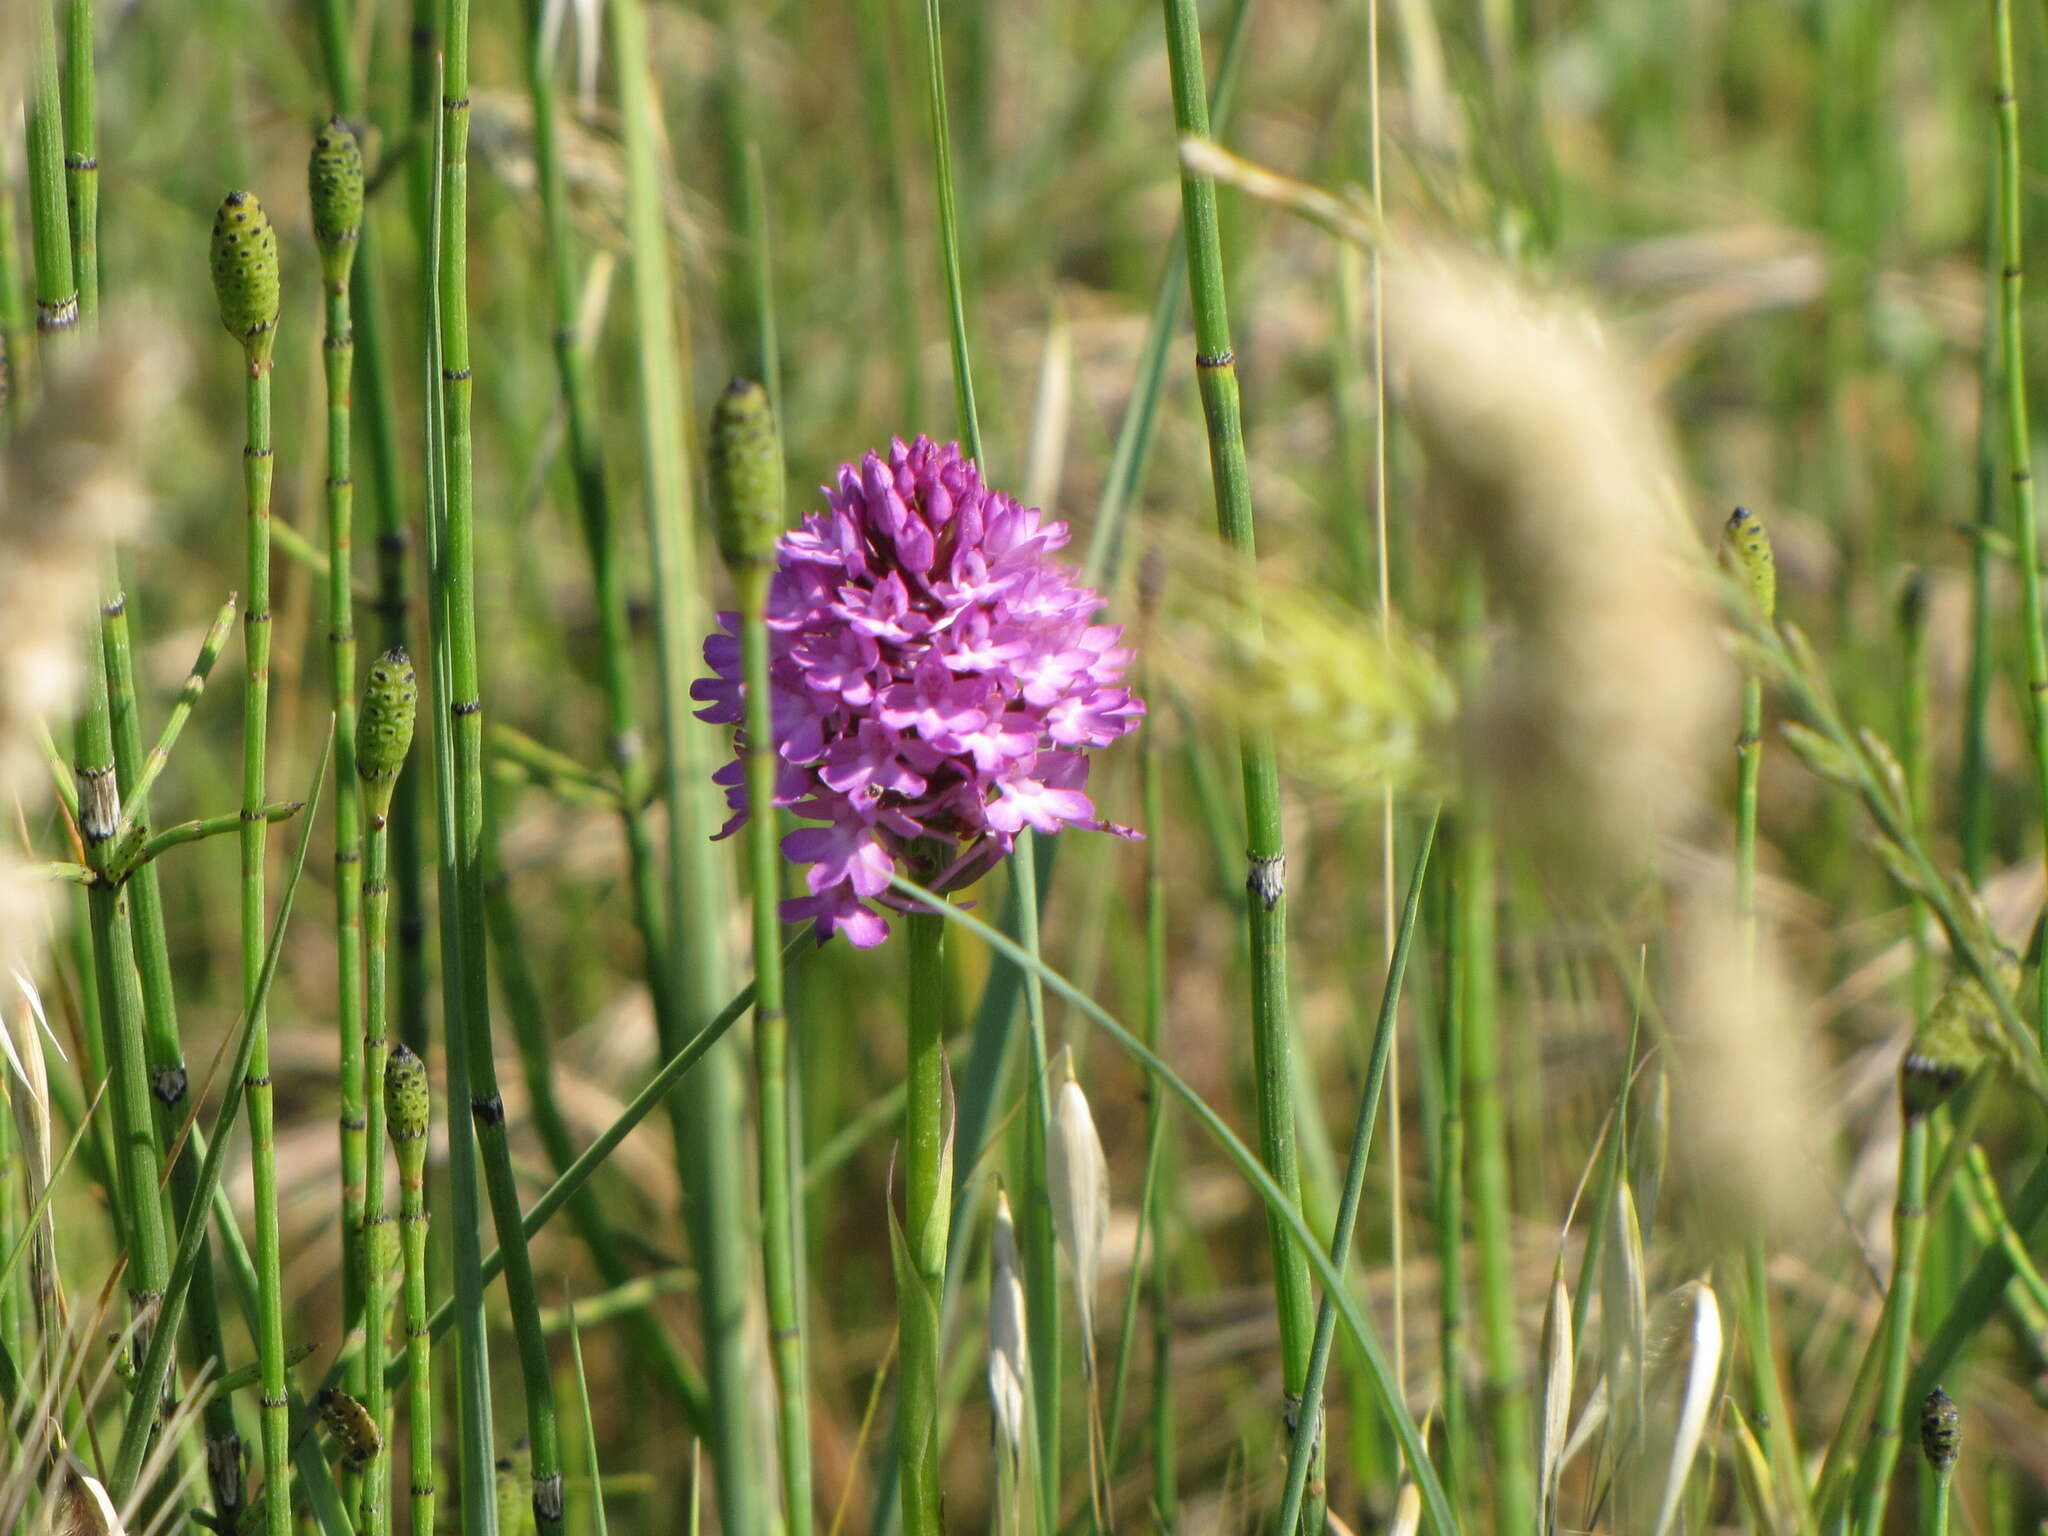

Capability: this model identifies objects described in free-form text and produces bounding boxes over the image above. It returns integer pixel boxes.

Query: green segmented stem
[135,802,300,862]
[1990,0,2048,1041]
[1850,1080,1933,1536]
[1276,816,1437,1536]
[110,736,331,1507]
[712,379,812,1535]
[1155,0,1322,1516]
[75,618,172,1416]
[208,183,288,1536]
[434,2,567,1520]
[310,115,370,1419]
[0,180,29,417]
[60,0,95,324]
[387,1042,434,1536]
[26,0,78,337]
[608,0,764,1523]
[508,30,717,1425]
[1961,154,2002,885]
[109,595,238,846]
[357,646,413,1536]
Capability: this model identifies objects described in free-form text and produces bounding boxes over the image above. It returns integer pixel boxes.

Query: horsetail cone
[1722,506,1776,622]
[1904,949,2026,1116]
[1920,1386,1960,1474]
[709,377,785,571]
[308,118,365,285]
[210,192,280,365]
[357,648,418,827]
[385,1042,430,1169]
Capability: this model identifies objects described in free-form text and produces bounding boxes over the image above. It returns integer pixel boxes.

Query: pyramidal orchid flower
[694,435,1145,946]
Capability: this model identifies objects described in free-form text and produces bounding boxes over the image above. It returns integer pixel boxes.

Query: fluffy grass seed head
[210,192,280,365]
[356,647,418,827]
[693,436,1145,946]
[709,377,785,572]
[308,118,365,285]
[1383,239,1731,884]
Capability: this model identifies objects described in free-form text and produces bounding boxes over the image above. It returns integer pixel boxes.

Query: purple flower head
[694,436,1145,947]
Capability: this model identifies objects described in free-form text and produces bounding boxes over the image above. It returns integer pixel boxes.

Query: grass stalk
[420,65,499,1532]
[433,0,569,1518]
[1848,1083,1931,1536]
[59,0,94,325]
[711,379,813,1535]
[27,0,79,339]
[357,647,417,1536]
[74,612,172,1408]
[606,0,765,1523]
[207,184,288,1536]
[1989,0,2048,1039]
[1155,0,1322,1516]
[898,906,950,1536]
[311,115,369,1411]
[1275,814,1437,1535]
[387,1042,434,1536]
[101,580,246,1521]
[1961,152,2002,886]
[1436,830,1469,1510]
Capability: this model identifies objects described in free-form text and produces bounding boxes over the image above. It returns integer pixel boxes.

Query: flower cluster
[694,436,1145,947]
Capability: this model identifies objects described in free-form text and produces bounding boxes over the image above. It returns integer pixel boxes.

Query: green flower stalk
[310,115,371,1421]
[711,377,812,1535]
[212,185,288,1536]
[357,647,415,1536]
[386,1042,435,1536]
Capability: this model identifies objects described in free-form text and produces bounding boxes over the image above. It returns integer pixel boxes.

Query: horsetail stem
[100,581,247,1531]
[1722,507,1812,1536]
[711,378,813,1536]
[435,1,567,1516]
[309,114,370,1417]
[356,646,415,1536]
[27,0,79,337]
[1154,3,1324,1518]
[608,0,764,1519]
[1989,0,2048,1042]
[0,182,29,417]
[211,184,288,1536]
[60,0,96,324]
[386,1042,435,1536]
[75,611,172,1399]
[512,16,714,1437]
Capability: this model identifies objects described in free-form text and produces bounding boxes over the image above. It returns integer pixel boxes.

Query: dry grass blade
[1539,1270,1575,1533]
[1651,1279,1724,1536]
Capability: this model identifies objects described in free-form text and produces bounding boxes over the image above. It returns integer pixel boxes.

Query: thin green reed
[898,903,950,1536]
[1991,0,2048,1040]
[27,0,79,339]
[357,647,417,1536]
[433,0,568,1518]
[388,1042,435,1536]
[609,0,765,1521]
[711,379,813,1536]
[311,0,429,1066]
[421,65,498,1532]
[209,185,289,1536]
[1724,508,1811,1536]
[60,0,94,324]
[912,0,1060,1521]
[513,0,714,1432]
[1276,815,1437,1536]
[310,115,369,1403]
[1156,0,1322,1518]
[74,611,171,1402]
[103,585,248,1523]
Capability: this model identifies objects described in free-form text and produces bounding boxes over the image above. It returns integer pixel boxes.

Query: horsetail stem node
[308,117,365,281]
[210,191,280,366]
[358,648,418,827]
